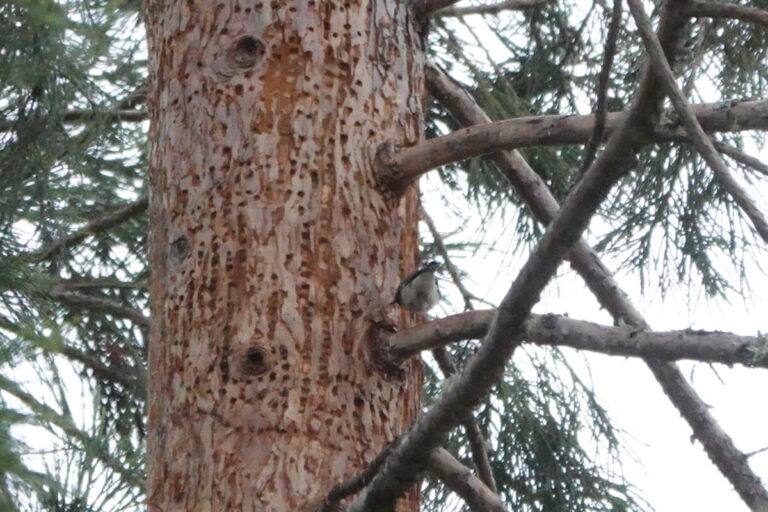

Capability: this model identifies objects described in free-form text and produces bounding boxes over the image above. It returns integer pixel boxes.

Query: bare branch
[0,373,143,488]
[655,130,768,178]
[428,448,508,512]
[57,277,148,291]
[435,0,551,18]
[320,438,400,512]
[0,315,145,395]
[116,82,147,110]
[29,196,148,261]
[422,207,497,491]
[348,3,693,509]
[716,142,768,177]
[653,365,768,510]
[48,289,149,330]
[431,348,498,493]
[388,309,768,368]
[684,0,768,27]
[625,4,768,500]
[627,0,768,242]
[422,208,477,311]
[581,0,623,173]
[377,99,768,187]
[413,0,462,17]
[59,344,146,397]
[0,109,148,132]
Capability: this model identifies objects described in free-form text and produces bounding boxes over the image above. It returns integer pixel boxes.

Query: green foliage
[0,0,147,509]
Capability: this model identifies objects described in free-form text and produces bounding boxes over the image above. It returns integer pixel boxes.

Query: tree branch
[428,448,508,512]
[426,62,768,512]
[0,109,148,132]
[47,289,149,330]
[413,0,462,17]
[655,130,768,178]
[684,0,768,27]
[348,3,693,509]
[29,196,148,261]
[0,373,143,488]
[387,310,768,368]
[422,208,478,311]
[581,0,623,173]
[59,344,146,397]
[435,0,551,18]
[422,208,497,491]
[628,0,768,244]
[0,316,146,397]
[320,438,401,512]
[377,99,768,187]
[431,348,498,493]
[56,277,148,291]
[716,142,768,177]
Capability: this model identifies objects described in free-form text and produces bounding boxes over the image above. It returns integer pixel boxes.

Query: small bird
[393,261,441,313]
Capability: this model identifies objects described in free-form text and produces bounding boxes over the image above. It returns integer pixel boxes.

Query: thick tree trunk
[143,1,424,510]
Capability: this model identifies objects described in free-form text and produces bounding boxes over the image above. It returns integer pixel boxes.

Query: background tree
[0,0,766,511]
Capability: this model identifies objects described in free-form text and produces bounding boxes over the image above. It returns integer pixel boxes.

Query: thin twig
[57,277,148,291]
[0,109,148,132]
[421,208,477,311]
[0,373,143,488]
[47,289,149,330]
[435,0,551,18]
[746,445,768,459]
[0,315,142,391]
[422,207,498,491]
[428,448,508,512]
[655,130,768,178]
[431,348,498,493]
[29,196,148,261]
[715,142,768,178]
[684,0,768,27]
[581,0,623,174]
[628,0,768,243]
[321,438,401,512]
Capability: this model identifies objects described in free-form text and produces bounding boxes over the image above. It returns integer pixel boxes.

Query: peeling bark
[143,2,425,510]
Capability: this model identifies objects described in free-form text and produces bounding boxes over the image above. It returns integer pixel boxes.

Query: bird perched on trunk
[393,261,441,313]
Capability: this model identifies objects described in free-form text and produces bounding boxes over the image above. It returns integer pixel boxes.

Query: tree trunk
[143,1,425,510]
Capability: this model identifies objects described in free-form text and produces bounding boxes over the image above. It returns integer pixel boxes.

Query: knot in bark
[238,345,271,377]
[228,36,265,69]
[374,142,411,199]
[367,321,406,379]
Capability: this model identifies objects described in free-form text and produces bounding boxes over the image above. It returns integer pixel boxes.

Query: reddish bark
[143,1,425,510]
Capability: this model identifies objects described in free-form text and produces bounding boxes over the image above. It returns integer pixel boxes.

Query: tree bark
[143,1,425,510]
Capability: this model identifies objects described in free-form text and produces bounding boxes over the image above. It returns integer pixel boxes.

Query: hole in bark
[240,346,269,376]
[228,36,265,69]
[353,396,364,407]
[170,235,190,261]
